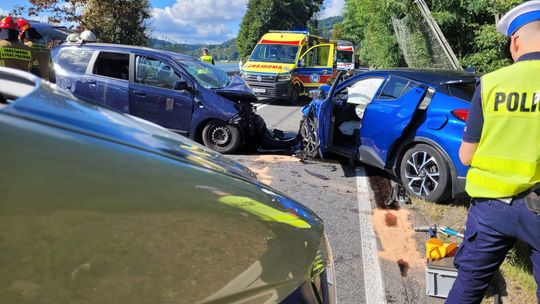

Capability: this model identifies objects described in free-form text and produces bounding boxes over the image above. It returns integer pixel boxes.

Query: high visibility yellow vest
[200,55,214,65]
[466,60,540,198]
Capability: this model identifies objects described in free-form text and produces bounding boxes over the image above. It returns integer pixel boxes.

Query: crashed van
[241,31,335,103]
[53,43,291,154]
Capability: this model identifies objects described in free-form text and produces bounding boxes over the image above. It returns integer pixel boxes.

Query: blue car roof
[56,43,195,61]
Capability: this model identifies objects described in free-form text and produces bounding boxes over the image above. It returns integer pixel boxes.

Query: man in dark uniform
[447,1,540,303]
[17,18,53,81]
[0,16,32,72]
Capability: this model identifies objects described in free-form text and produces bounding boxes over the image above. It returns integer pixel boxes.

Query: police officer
[0,16,32,72]
[200,48,215,65]
[447,1,540,303]
[17,18,52,81]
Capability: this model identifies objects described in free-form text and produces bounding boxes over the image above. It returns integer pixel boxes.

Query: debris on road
[304,169,330,180]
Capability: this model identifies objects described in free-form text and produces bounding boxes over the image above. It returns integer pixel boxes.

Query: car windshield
[178,60,230,90]
[249,44,299,63]
[336,51,353,63]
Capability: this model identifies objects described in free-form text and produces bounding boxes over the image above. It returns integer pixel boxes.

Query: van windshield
[179,60,230,90]
[249,44,299,63]
[336,51,353,63]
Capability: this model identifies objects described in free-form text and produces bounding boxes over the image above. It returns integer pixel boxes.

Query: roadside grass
[411,197,536,303]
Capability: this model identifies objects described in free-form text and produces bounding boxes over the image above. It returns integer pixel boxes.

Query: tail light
[451,109,469,122]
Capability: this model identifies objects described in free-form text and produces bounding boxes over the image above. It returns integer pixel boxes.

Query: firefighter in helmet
[17,18,53,81]
[0,16,32,72]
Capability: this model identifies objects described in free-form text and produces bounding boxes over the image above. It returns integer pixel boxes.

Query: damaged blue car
[300,70,476,202]
[53,43,291,153]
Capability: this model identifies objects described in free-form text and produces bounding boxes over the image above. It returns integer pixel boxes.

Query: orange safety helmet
[16,18,42,40]
[0,16,18,31]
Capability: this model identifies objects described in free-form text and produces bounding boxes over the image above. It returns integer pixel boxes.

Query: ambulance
[334,40,355,71]
[241,31,335,103]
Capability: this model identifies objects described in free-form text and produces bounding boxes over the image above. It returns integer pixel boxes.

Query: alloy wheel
[404,151,440,197]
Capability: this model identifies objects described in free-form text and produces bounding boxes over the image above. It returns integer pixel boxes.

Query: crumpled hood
[6,82,259,183]
[214,75,258,103]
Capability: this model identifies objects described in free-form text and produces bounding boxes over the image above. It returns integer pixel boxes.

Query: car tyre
[399,144,450,202]
[202,120,242,154]
[291,84,302,104]
[299,112,319,158]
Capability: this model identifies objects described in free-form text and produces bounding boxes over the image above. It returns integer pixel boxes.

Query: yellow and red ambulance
[241,31,335,103]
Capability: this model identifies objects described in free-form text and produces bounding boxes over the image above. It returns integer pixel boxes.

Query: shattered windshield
[178,60,230,90]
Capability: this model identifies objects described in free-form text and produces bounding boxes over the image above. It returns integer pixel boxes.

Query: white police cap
[497,0,540,37]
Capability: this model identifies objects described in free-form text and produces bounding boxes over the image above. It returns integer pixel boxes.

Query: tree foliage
[82,0,151,45]
[237,0,324,59]
[14,0,151,46]
[339,0,526,72]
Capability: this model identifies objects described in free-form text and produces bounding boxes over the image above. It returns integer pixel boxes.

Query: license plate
[252,88,266,94]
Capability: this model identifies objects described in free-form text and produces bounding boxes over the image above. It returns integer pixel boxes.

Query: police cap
[497,0,540,37]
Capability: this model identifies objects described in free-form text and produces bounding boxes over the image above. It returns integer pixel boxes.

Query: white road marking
[253,99,274,110]
[356,166,387,304]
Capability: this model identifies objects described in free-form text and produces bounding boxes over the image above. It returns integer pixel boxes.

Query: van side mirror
[174,80,191,91]
[298,58,305,68]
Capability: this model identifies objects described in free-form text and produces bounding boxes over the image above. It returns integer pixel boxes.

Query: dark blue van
[53,43,269,154]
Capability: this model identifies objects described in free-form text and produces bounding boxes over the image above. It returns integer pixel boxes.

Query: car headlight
[277,74,291,81]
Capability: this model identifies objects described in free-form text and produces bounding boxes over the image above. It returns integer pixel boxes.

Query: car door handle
[85,80,96,85]
[132,90,146,97]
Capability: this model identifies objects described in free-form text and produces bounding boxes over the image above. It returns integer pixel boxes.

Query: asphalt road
[229,98,443,303]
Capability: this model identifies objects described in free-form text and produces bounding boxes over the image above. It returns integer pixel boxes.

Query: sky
[0,0,344,44]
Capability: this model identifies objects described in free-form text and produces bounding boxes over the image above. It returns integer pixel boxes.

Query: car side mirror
[174,80,191,92]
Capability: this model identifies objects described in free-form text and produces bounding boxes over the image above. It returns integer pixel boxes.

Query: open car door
[295,43,335,90]
[359,77,430,168]
[312,72,344,157]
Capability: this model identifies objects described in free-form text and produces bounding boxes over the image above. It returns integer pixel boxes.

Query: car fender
[391,136,465,198]
[189,89,239,138]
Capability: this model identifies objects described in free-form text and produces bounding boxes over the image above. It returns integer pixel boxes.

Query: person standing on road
[448,1,540,303]
[0,16,32,72]
[17,18,53,81]
[200,48,215,65]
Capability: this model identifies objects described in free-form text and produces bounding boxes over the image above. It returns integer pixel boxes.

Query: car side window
[135,56,182,90]
[93,51,129,80]
[57,48,94,74]
[376,77,417,100]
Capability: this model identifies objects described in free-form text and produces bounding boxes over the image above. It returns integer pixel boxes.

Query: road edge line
[356,166,387,304]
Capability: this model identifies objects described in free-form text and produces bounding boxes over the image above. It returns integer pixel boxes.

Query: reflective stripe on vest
[0,47,31,60]
[465,60,540,198]
[200,55,213,64]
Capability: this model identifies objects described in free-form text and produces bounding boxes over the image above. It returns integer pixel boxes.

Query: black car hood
[6,81,259,184]
[214,75,258,103]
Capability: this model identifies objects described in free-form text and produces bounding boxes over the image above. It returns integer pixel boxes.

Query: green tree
[237,0,324,59]
[16,0,151,45]
[82,0,151,45]
[340,0,526,72]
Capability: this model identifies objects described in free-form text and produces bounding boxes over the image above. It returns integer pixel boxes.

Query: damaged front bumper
[228,107,298,151]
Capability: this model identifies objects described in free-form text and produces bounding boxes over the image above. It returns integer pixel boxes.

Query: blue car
[53,43,271,154]
[300,70,476,202]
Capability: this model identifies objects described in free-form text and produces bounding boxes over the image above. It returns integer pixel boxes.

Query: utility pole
[414,0,462,70]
